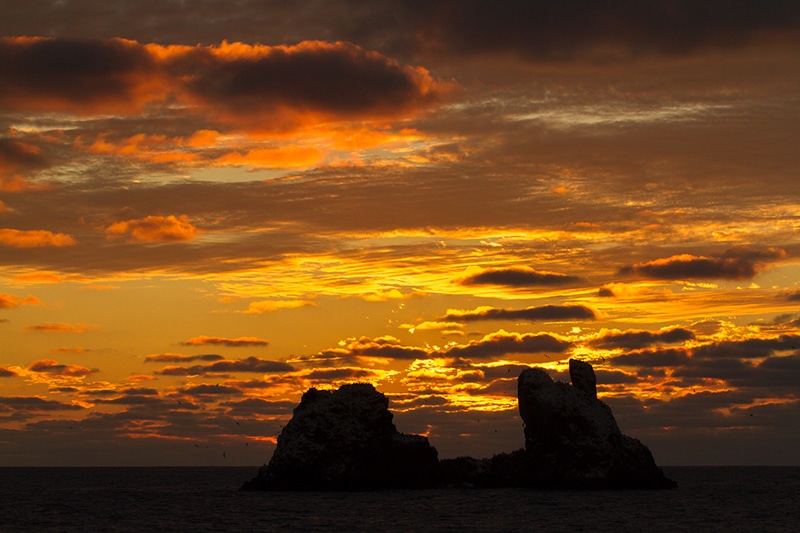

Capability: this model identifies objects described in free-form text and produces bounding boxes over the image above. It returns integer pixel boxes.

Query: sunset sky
[1,1,799,466]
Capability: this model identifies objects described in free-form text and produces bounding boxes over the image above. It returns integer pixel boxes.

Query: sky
[1,0,799,467]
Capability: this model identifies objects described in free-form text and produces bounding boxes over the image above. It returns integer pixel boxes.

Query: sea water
[1,466,797,532]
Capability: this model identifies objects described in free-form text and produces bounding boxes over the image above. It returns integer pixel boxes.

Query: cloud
[0,228,76,248]
[243,299,316,314]
[442,330,571,360]
[155,356,293,376]
[181,335,268,347]
[27,359,97,377]
[218,397,296,417]
[179,384,241,396]
[307,336,431,362]
[590,328,696,350]
[441,304,597,322]
[105,215,199,243]
[384,0,800,61]
[0,396,84,411]
[144,353,224,363]
[0,37,452,122]
[691,335,800,360]
[173,40,451,122]
[0,137,49,191]
[610,348,692,368]
[0,367,17,378]
[303,367,381,381]
[457,266,582,287]
[23,322,92,333]
[0,293,40,309]
[788,291,800,302]
[619,247,786,281]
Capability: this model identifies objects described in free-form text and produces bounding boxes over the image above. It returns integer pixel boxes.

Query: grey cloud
[458,267,582,288]
[0,396,84,411]
[442,332,570,360]
[619,247,786,281]
[441,304,596,323]
[144,353,224,363]
[611,348,692,368]
[156,357,293,376]
[591,328,695,350]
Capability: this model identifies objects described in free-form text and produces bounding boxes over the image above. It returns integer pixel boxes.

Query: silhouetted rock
[517,362,676,489]
[241,383,440,491]
[569,358,597,397]
[243,361,674,491]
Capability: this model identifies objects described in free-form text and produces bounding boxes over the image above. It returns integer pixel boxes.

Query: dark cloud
[5,1,799,64]
[611,347,692,368]
[180,384,241,396]
[118,387,159,396]
[458,266,582,287]
[619,247,786,281]
[692,335,800,360]
[155,356,293,376]
[442,331,570,360]
[597,287,615,297]
[590,328,695,350]
[181,335,268,347]
[0,37,450,120]
[0,138,48,172]
[0,37,155,112]
[441,304,596,323]
[395,0,800,61]
[27,359,97,377]
[174,40,449,120]
[301,337,431,362]
[787,291,800,302]
[303,368,380,381]
[144,353,224,363]
[218,398,296,417]
[0,396,84,411]
[0,367,17,378]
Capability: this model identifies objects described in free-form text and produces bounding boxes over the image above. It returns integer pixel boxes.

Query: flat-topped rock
[241,383,440,491]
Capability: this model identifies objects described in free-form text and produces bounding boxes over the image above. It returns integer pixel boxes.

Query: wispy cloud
[181,335,268,347]
[27,359,97,377]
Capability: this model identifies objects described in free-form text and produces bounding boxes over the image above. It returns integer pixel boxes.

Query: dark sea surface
[1,466,798,532]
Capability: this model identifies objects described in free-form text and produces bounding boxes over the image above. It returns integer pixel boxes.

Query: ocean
[0,466,797,532]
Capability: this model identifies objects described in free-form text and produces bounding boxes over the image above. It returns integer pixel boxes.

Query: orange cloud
[0,228,76,247]
[182,335,269,347]
[215,145,325,169]
[105,215,198,243]
[244,299,316,314]
[0,293,40,309]
[27,359,97,377]
[23,322,93,333]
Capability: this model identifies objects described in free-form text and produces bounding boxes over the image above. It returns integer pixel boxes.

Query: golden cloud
[105,215,199,243]
[0,228,77,248]
[0,292,40,309]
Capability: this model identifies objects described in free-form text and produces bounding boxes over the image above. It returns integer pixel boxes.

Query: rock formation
[243,360,675,491]
[241,383,440,491]
[440,360,675,489]
[515,360,676,489]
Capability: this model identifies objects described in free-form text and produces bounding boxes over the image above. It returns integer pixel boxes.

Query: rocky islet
[242,360,676,490]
